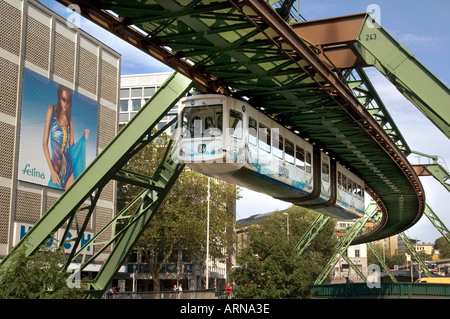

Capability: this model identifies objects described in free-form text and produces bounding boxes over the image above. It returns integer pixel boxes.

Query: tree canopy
[435,235,450,259]
[117,130,238,291]
[0,244,83,299]
[231,206,336,299]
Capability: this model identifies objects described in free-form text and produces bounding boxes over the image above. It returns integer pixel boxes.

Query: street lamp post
[205,178,210,290]
[283,212,290,238]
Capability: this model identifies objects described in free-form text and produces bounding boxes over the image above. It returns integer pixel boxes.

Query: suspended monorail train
[175,94,365,219]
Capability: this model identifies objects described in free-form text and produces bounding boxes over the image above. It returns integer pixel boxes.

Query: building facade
[0,0,120,266]
[119,72,178,132]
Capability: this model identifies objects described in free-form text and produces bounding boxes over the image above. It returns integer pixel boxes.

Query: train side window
[248,117,257,145]
[338,172,342,189]
[285,140,294,164]
[295,146,305,170]
[305,151,312,173]
[347,178,352,193]
[272,130,283,159]
[229,110,243,139]
[352,181,358,197]
[217,114,223,132]
[342,175,347,192]
[322,162,330,182]
[357,184,363,199]
[258,123,271,153]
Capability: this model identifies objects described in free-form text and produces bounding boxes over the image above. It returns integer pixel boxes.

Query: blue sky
[40,0,449,243]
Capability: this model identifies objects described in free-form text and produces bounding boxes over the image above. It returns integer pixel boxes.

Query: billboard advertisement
[18,68,98,190]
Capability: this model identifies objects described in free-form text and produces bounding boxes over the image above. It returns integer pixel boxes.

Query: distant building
[119,72,179,133]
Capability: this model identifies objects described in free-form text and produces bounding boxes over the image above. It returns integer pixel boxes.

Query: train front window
[182,105,223,138]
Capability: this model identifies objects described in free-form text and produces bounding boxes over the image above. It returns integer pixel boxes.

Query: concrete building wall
[0,0,120,260]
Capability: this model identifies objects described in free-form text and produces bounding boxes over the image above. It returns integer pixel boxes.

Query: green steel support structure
[423,204,450,244]
[293,13,450,139]
[4,0,448,297]
[295,211,399,283]
[354,15,450,139]
[397,232,433,278]
[295,214,331,256]
[345,68,411,156]
[412,150,450,193]
[366,242,397,283]
[0,72,193,297]
[53,0,427,245]
[314,204,378,285]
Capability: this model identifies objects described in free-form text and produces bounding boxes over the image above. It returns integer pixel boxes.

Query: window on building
[144,86,155,96]
[132,99,142,112]
[120,88,129,98]
[131,87,142,98]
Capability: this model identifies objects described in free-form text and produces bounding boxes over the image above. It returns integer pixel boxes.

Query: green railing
[311,283,450,299]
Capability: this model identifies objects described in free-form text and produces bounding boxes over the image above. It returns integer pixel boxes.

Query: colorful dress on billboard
[48,105,86,189]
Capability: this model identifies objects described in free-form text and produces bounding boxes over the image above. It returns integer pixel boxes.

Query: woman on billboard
[42,84,89,190]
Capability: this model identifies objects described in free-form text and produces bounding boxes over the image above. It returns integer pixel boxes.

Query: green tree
[435,236,450,259]
[117,130,238,291]
[135,169,237,291]
[231,206,336,299]
[0,244,83,299]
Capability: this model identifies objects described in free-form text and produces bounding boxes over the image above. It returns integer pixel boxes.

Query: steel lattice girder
[55,0,425,244]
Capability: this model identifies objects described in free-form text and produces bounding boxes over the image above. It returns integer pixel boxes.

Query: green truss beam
[344,68,411,156]
[423,204,450,244]
[0,72,193,298]
[295,214,331,255]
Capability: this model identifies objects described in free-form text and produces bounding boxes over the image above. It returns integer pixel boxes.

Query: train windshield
[182,105,223,138]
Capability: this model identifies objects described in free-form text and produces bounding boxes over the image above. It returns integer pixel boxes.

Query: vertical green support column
[0,72,193,295]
